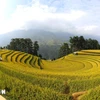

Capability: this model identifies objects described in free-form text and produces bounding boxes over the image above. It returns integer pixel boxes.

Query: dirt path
[0,95,6,100]
[72,91,87,100]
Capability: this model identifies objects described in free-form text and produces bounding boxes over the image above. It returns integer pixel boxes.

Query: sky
[0,0,100,36]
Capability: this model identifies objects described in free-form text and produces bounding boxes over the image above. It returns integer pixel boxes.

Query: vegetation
[59,43,70,58]
[0,49,100,99]
[1,36,100,99]
[39,44,60,59]
[3,36,100,59]
[6,38,39,56]
[59,36,100,57]
[33,41,39,56]
[69,36,100,51]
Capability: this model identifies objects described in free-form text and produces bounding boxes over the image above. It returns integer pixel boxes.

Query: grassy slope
[0,49,100,99]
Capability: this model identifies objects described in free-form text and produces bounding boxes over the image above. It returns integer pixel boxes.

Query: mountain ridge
[0,29,73,46]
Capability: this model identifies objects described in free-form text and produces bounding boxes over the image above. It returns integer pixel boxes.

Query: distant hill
[0,29,74,59]
[0,29,73,46]
[1,29,100,59]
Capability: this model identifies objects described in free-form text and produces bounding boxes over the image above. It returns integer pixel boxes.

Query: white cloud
[1,0,100,37]
[0,0,8,34]
[83,25,98,31]
[76,25,99,35]
[77,25,98,31]
[0,0,6,17]
[0,0,87,34]
[11,4,86,22]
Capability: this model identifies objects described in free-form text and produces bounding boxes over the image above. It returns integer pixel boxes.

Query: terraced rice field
[1,49,100,99]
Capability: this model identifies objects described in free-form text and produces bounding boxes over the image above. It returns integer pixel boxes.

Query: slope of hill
[0,29,73,59]
[0,49,100,99]
[0,29,72,46]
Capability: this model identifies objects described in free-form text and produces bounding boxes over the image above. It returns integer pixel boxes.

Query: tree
[59,43,70,58]
[38,54,42,58]
[78,36,85,50]
[85,38,99,49]
[69,36,85,52]
[70,36,79,52]
[69,36,85,51]
[6,38,41,56]
[25,38,34,54]
[69,36,100,51]
[7,38,34,55]
[0,47,3,49]
[33,41,39,56]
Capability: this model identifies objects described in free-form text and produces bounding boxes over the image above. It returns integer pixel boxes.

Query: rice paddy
[0,49,100,99]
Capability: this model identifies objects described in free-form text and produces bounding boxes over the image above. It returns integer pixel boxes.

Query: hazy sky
[0,0,100,36]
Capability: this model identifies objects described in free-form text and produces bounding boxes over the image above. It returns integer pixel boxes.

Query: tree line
[59,36,100,57]
[0,36,99,59]
[4,38,40,57]
[0,38,56,59]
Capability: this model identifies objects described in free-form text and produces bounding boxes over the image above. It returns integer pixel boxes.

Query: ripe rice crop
[0,49,100,99]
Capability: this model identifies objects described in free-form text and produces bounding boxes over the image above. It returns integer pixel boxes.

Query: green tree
[39,54,42,58]
[33,41,39,56]
[70,36,85,52]
[78,36,85,50]
[59,43,70,58]
[7,38,34,55]
[69,36,100,51]
[70,36,79,52]
[25,38,34,54]
[85,38,99,49]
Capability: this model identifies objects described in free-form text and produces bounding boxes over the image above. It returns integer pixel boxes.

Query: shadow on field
[64,85,70,94]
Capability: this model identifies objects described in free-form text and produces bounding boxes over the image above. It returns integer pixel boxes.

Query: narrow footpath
[0,95,6,100]
[72,91,87,100]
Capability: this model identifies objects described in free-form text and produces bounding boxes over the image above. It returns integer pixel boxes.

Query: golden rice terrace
[0,49,100,100]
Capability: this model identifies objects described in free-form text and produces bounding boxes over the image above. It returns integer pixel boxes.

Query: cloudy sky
[0,0,100,36]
